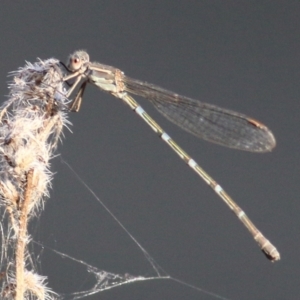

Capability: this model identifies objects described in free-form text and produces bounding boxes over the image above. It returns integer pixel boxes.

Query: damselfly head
[67,50,90,72]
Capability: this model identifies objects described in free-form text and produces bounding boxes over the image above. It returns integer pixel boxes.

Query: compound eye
[69,56,82,71]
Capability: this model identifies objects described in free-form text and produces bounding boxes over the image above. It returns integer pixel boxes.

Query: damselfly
[61,50,280,261]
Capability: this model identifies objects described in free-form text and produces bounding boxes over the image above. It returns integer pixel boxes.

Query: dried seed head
[0,57,71,300]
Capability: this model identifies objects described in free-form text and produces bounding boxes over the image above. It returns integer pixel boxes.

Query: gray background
[0,1,299,299]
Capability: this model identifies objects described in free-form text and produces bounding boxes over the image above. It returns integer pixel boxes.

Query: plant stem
[15,169,34,300]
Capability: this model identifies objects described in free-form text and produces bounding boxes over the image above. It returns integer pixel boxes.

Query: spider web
[33,157,231,300]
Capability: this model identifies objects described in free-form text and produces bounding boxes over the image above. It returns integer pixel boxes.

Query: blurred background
[0,1,299,299]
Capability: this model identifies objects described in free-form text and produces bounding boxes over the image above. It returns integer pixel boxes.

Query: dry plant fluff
[0,57,70,299]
